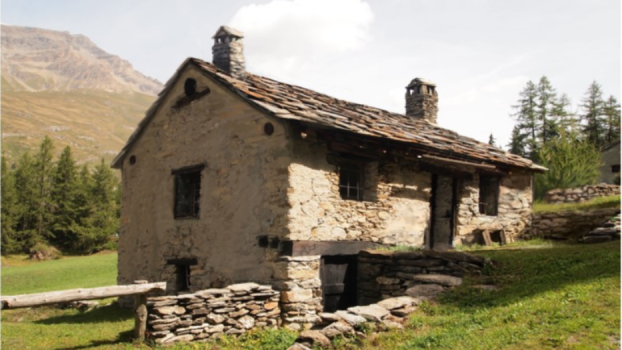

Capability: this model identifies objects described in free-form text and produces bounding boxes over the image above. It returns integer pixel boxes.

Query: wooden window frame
[173,164,205,219]
[339,163,364,201]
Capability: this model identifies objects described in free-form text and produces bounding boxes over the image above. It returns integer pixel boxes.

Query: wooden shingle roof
[112,57,546,172]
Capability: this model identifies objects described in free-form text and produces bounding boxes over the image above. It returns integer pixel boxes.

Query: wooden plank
[1,282,166,309]
[281,241,383,257]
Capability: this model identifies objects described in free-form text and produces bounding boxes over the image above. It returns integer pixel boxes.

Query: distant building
[599,142,621,184]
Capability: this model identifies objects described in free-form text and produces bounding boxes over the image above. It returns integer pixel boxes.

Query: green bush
[29,242,62,260]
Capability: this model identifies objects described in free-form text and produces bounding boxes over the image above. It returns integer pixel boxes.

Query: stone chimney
[405,78,438,123]
[212,26,245,79]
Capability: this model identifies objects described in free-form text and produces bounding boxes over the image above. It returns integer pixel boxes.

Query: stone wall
[357,249,488,305]
[455,171,533,245]
[532,207,620,240]
[146,282,280,344]
[545,184,620,204]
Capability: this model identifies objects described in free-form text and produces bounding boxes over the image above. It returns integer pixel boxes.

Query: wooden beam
[421,154,496,170]
[134,280,149,342]
[1,282,166,309]
[281,241,383,257]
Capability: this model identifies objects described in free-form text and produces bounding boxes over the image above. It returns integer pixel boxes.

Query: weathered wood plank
[281,240,382,256]
[1,282,166,309]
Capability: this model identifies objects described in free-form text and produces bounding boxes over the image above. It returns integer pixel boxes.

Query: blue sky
[3,0,620,147]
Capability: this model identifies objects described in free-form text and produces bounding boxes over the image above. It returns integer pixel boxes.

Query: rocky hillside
[1,25,163,165]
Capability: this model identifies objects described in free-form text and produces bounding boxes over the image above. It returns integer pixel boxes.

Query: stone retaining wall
[357,249,488,305]
[545,184,620,204]
[531,208,620,240]
[146,282,280,344]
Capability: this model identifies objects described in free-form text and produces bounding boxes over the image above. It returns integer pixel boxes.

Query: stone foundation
[146,282,280,344]
[545,184,620,204]
[532,208,620,240]
[357,249,488,305]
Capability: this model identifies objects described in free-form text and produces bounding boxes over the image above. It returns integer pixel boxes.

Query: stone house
[598,142,620,184]
[112,26,545,321]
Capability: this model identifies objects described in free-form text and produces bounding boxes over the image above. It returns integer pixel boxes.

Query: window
[339,164,363,201]
[167,258,197,292]
[184,78,197,97]
[173,165,204,219]
[478,175,499,216]
[612,164,620,173]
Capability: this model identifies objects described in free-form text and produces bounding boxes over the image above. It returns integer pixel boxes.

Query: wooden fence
[1,280,166,341]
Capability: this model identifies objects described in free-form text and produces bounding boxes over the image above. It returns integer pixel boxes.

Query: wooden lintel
[421,154,496,170]
[1,282,166,309]
[419,162,474,180]
[281,240,384,257]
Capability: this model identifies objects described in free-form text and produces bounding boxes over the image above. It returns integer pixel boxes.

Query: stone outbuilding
[112,26,545,325]
[599,142,620,184]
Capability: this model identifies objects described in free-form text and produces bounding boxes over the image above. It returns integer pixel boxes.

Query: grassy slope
[1,89,154,166]
[533,195,621,213]
[1,243,620,350]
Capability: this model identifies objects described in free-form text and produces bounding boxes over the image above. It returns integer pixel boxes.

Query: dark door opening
[320,255,357,312]
[429,174,457,251]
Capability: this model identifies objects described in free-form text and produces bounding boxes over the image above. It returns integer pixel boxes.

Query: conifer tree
[508,125,528,158]
[488,133,497,147]
[13,152,40,251]
[512,80,539,159]
[535,76,559,144]
[580,81,606,147]
[550,93,578,137]
[50,146,79,250]
[34,136,55,243]
[602,95,621,145]
[1,155,19,254]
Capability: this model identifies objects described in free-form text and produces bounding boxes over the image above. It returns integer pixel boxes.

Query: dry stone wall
[545,184,620,204]
[532,208,620,240]
[357,249,488,305]
[146,282,280,344]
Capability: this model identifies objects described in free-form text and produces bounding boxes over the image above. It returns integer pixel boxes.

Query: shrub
[30,242,62,260]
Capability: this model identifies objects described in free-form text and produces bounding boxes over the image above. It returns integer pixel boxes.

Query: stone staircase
[581,214,621,243]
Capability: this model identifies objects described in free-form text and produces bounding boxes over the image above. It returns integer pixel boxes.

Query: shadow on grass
[54,330,135,350]
[35,304,133,325]
[440,240,621,309]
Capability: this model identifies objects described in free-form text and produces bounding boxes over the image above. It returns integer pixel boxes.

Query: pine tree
[13,152,40,251]
[602,95,621,145]
[50,146,79,250]
[535,76,559,144]
[34,136,55,243]
[580,81,606,147]
[1,155,20,254]
[488,133,497,147]
[550,93,578,138]
[508,125,527,158]
[512,80,539,159]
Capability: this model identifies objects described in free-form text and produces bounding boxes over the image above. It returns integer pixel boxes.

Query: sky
[2,0,620,147]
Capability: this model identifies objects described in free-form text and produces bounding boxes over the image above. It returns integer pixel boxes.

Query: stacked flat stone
[357,250,487,305]
[545,184,620,204]
[532,208,620,240]
[146,283,280,344]
[582,214,621,244]
[289,296,422,349]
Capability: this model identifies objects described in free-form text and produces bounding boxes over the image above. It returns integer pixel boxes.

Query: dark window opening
[339,164,363,201]
[129,155,136,165]
[478,175,499,216]
[174,168,202,219]
[167,258,197,292]
[612,164,620,173]
[184,78,197,97]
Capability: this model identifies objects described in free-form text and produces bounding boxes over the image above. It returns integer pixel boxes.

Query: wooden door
[320,255,357,312]
[430,174,456,250]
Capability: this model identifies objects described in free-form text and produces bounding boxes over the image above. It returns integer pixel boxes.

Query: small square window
[173,167,203,219]
[612,164,620,173]
[339,164,363,201]
[479,175,499,216]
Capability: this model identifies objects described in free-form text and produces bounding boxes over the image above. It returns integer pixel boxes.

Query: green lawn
[533,194,620,213]
[1,242,620,349]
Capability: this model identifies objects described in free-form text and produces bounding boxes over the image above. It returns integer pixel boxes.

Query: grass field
[1,241,620,349]
[533,194,620,213]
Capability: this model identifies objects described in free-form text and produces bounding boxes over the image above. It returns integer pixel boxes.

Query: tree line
[506,78,620,198]
[1,136,120,255]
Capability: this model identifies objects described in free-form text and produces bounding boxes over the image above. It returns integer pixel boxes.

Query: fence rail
[1,280,166,341]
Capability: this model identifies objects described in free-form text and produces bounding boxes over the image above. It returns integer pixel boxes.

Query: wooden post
[133,280,148,342]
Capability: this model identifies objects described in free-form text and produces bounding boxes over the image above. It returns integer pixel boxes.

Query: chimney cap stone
[212,25,244,39]
[406,78,436,89]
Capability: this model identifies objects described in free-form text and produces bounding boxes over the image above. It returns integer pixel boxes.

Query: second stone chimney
[212,26,245,80]
[405,78,438,123]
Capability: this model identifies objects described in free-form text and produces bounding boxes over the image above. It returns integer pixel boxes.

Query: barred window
[173,165,204,219]
[339,164,363,201]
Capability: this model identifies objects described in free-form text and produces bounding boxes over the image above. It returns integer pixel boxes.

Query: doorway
[320,255,358,312]
[430,174,456,250]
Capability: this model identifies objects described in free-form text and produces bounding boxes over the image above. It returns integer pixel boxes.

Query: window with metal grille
[478,175,499,216]
[339,164,363,201]
[173,166,203,219]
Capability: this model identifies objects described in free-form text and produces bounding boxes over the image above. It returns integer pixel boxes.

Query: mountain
[1,24,163,165]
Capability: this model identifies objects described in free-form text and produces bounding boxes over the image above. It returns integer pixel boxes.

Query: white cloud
[229,0,374,80]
